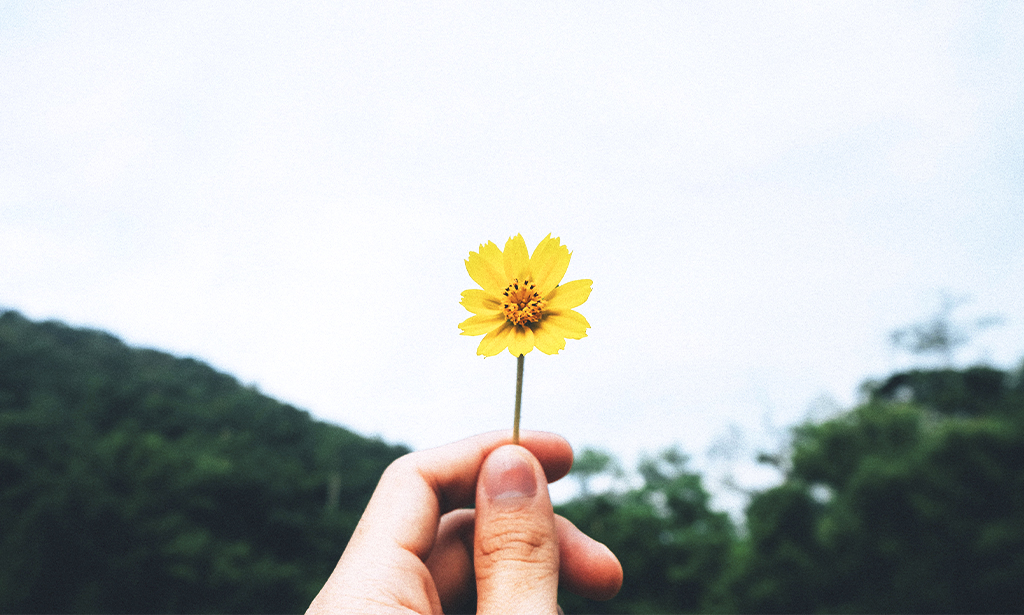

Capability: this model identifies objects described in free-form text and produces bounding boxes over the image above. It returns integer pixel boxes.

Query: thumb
[474,445,560,615]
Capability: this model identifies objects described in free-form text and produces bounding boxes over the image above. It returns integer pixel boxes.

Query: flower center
[502,278,546,325]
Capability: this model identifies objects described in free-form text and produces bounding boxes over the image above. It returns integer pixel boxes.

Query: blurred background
[2,2,1023,613]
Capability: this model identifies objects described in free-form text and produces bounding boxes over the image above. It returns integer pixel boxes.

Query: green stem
[513,354,524,445]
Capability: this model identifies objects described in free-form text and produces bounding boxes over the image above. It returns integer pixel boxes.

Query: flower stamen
[502,278,546,325]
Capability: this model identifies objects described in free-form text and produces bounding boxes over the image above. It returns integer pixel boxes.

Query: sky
[3,1,1023,508]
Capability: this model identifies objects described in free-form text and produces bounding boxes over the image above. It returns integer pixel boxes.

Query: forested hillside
[556,363,1024,613]
[0,310,408,613]
[708,365,1024,613]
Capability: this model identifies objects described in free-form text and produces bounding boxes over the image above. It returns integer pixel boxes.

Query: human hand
[307,430,622,614]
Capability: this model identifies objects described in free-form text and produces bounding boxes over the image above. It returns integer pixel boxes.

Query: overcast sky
[3,1,1023,506]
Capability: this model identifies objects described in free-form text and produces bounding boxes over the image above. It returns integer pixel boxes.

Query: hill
[0,309,408,613]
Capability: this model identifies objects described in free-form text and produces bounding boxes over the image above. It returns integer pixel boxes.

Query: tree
[889,292,1002,367]
[569,448,620,497]
[715,363,1024,613]
[557,447,735,614]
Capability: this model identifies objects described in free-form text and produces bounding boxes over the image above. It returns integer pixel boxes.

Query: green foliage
[715,364,1024,613]
[868,366,1012,416]
[569,448,619,497]
[5,308,1024,614]
[0,310,408,613]
[556,447,736,614]
[555,362,1024,614]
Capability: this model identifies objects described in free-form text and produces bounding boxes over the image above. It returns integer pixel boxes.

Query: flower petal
[461,234,590,356]
[507,325,535,357]
[477,322,514,356]
[460,289,503,315]
[459,313,506,336]
[539,310,590,340]
[530,235,571,296]
[466,241,508,295]
[502,234,530,282]
[545,278,592,311]
[532,325,567,355]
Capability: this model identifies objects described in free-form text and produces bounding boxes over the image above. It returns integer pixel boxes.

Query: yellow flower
[459,234,592,357]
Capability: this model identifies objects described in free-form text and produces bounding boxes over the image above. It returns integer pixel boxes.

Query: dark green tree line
[0,310,407,613]
[4,307,1023,613]
[710,364,1024,613]
[554,363,1024,613]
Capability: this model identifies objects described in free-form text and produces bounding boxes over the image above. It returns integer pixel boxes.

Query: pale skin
[307,431,623,614]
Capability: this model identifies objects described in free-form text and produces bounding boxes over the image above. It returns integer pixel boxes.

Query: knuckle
[478,524,552,566]
[380,451,421,483]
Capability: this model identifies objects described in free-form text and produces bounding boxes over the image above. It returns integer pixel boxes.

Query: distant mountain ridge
[0,309,408,613]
